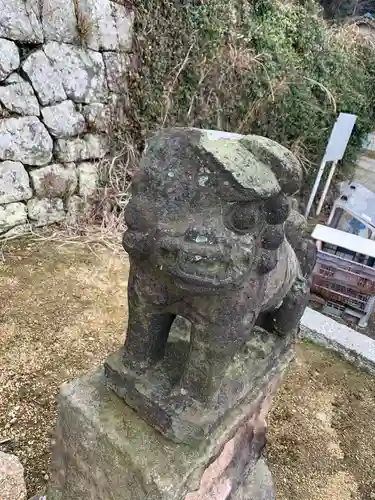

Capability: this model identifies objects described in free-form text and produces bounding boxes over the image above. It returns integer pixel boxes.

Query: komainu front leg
[122,263,176,369]
[123,303,175,369]
[123,285,175,370]
[178,323,237,404]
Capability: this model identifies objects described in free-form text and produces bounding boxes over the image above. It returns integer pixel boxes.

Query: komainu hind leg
[257,277,310,335]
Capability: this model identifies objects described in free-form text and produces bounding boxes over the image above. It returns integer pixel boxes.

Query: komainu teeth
[176,250,228,280]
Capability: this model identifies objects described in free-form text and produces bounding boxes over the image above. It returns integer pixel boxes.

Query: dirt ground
[267,343,375,500]
[0,239,374,499]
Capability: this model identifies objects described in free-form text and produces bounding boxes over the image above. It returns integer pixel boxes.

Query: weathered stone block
[0,161,32,203]
[0,223,30,239]
[27,198,65,226]
[23,50,67,106]
[78,162,98,198]
[0,74,39,116]
[55,135,108,162]
[47,363,282,500]
[82,102,111,133]
[41,101,86,138]
[66,195,91,223]
[0,0,43,43]
[0,38,19,81]
[0,117,53,166]
[0,451,27,500]
[29,163,77,198]
[41,0,78,44]
[103,52,129,93]
[0,202,27,233]
[43,42,108,104]
[231,459,275,500]
[77,0,118,51]
[111,2,135,51]
[24,0,44,41]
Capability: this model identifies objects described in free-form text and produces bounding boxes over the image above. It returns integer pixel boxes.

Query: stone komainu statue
[118,128,316,400]
[106,129,315,439]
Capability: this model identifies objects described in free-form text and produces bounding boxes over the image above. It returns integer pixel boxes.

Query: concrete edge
[300,307,375,376]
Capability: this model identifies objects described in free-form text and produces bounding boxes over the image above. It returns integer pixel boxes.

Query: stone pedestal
[104,323,293,446]
[47,350,291,500]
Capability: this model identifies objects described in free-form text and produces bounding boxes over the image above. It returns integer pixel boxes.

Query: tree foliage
[121,0,375,196]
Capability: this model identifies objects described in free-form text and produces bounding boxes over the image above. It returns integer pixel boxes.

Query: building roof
[312,224,375,258]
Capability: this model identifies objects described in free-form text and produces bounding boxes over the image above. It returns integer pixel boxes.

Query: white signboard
[324,113,357,162]
[305,112,357,218]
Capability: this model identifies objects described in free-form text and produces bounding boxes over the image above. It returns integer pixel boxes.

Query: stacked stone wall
[0,0,134,236]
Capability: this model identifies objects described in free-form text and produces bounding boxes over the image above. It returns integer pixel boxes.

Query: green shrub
[121,0,375,197]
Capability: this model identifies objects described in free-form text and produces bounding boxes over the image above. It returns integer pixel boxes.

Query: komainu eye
[226,203,258,233]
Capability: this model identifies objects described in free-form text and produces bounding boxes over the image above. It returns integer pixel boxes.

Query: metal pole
[316,161,338,217]
[305,157,327,219]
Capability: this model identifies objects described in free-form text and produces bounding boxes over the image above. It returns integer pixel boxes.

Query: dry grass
[73,0,93,45]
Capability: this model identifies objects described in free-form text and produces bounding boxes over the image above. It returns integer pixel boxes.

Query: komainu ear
[264,193,290,226]
[261,225,285,251]
[240,135,302,196]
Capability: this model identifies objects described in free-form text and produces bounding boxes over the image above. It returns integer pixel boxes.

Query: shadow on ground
[0,239,374,498]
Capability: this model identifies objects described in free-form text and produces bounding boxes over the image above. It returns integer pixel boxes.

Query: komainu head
[124,128,303,293]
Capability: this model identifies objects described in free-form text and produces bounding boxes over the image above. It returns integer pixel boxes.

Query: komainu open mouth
[177,251,228,281]
[159,246,239,289]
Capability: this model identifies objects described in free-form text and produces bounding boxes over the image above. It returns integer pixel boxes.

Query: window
[354,253,366,264]
[330,208,344,229]
[335,246,355,260]
[322,243,336,254]
[332,209,372,239]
